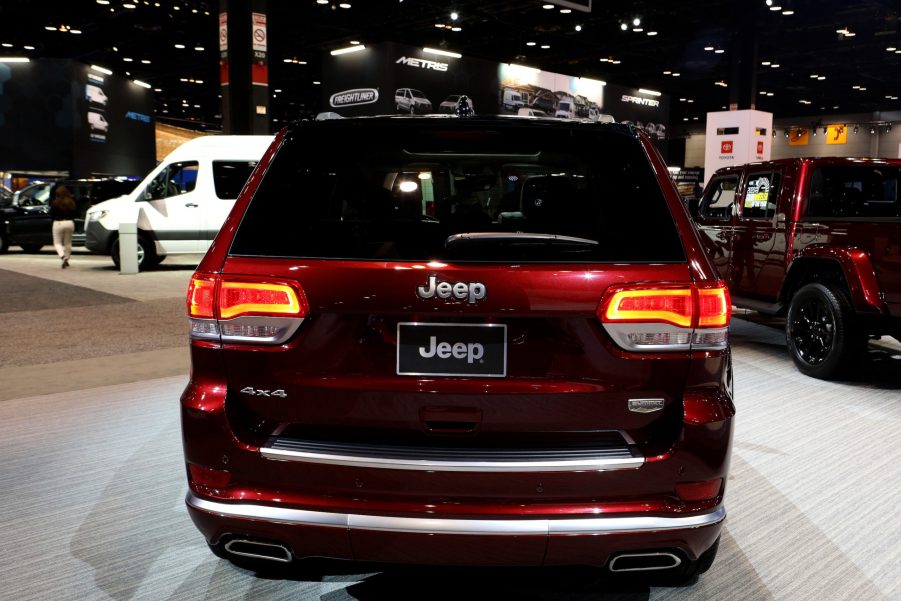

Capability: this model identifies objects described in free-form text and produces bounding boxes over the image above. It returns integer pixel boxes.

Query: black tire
[111,235,158,271]
[20,243,43,253]
[0,230,9,253]
[785,282,865,379]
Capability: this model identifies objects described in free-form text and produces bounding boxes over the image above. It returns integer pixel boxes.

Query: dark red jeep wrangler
[182,117,732,579]
[693,157,901,378]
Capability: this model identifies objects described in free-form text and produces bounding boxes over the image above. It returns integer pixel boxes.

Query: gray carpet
[0,319,899,600]
[0,268,133,313]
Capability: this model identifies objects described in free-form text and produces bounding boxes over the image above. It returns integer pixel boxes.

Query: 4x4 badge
[628,398,664,413]
[240,387,287,398]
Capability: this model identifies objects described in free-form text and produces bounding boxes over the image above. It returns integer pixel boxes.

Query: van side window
[213,161,258,199]
[145,161,199,200]
[699,176,738,220]
[741,171,781,220]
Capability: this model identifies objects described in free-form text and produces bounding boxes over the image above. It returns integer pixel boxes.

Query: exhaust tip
[608,551,682,573]
[224,539,293,563]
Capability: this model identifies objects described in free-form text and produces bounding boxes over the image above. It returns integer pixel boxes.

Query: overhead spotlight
[887,124,893,133]
[704,45,714,51]
[853,125,859,134]
[870,126,876,134]
[575,25,582,31]
[812,127,817,137]
[823,126,828,134]
[784,129,790,138]
[450,11,458,20]
[620,23,628,31]
[632,17,641,26]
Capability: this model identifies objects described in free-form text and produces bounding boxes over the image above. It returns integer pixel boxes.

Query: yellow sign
[789,127,809,146]
[826,124,847,145]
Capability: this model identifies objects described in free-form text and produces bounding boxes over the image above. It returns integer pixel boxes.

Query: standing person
[49,184,77,268]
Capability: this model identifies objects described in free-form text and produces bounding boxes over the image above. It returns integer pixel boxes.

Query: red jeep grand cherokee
[181,116,733,579]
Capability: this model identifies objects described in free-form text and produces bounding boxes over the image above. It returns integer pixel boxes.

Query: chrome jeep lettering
[417,275,487,304]
[419,336,485,363]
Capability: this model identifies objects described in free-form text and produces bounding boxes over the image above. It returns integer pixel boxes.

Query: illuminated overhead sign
[330,88,379,107]
[621,94,660,107]
[396,56,448,72]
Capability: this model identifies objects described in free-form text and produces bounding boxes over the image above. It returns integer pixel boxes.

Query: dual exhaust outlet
[222,538,682,572]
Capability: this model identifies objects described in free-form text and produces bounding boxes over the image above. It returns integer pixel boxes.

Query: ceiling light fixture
[541,44,551,49]
[761,60,771,65]
[647,31,657,36]
[638,88,662,96]
[0,57,29,63]
[451,26,462,31]
[338,3,352,8]
[632,17,641,26]
[526,41,536,46]
[90,64,112,74]
[330,45,366,56]
[782,9,795,15]
[620,23,628,31]
[542,4,554,9]
[123,57,133,62]
[575,25,582,31]
[704,45,714,51]
[174,43,185,49]
[132,79,151,88]
[714,48,725,54]
[423,47,462,58]
[194,46,204,51]
[23,45,34,50]
[450,11,458,20]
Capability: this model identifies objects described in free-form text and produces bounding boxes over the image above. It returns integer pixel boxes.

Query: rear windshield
[230,120,684,263]
[808,166,901,218]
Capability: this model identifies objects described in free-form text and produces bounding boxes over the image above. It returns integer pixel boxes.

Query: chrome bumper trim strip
[187,492,726,536]
[259,448,644,472]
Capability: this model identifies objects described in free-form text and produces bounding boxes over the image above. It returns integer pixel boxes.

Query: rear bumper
[186,491,725,567]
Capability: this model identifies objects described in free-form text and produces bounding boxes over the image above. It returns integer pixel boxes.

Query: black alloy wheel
[786,282,864,379]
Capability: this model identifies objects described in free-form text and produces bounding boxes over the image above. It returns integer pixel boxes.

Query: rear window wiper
[445,232,599,248]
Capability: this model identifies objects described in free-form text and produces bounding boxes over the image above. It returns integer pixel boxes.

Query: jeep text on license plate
[396,323,507,377]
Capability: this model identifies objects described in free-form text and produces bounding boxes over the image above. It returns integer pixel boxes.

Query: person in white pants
[49,185,77,268]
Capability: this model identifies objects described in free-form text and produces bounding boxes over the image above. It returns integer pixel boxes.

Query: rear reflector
[675,478,723,502]
[188,463,232,489]
[599,282,730,351]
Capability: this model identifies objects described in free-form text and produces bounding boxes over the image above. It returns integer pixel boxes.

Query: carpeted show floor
[1,250,899,600]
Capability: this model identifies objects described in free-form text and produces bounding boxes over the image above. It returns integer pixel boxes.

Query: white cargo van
[555,95,576,119]
[85,135,273,269]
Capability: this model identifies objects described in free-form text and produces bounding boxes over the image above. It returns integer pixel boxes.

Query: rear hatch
[193,119,725,476]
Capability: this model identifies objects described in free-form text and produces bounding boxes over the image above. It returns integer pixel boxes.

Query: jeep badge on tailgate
[417,275,487,304]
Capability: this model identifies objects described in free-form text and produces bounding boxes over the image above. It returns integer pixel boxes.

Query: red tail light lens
[697,286,731,328]
[219,281,305,319]
[186,273,308,344]
[598,282,730,351]
[187,276,217,318]
[602,288,694,328]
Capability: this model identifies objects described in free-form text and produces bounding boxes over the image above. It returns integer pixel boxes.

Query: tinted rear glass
[808,166,901,218]
[230,120,684,263]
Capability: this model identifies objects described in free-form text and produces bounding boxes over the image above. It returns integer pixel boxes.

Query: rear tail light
[599,282,730,352]
[187,273,308,344]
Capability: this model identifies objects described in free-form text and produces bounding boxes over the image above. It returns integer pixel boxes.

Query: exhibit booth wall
[0,59,155,178]
[322,42,670,152]
[683,110,901,169]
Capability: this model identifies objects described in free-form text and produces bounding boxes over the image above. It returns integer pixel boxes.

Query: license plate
[396,323,507,377]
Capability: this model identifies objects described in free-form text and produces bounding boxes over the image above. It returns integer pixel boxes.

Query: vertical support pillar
[118,222,139,274]
[219,0,269,134]
[728,2,759,111]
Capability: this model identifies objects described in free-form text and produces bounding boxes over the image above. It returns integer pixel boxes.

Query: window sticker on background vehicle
[744,176,771,209]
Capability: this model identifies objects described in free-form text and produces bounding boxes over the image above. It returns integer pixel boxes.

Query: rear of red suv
[182,117,733,578]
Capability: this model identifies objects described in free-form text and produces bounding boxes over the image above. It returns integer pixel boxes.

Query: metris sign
[396,56,448,71]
